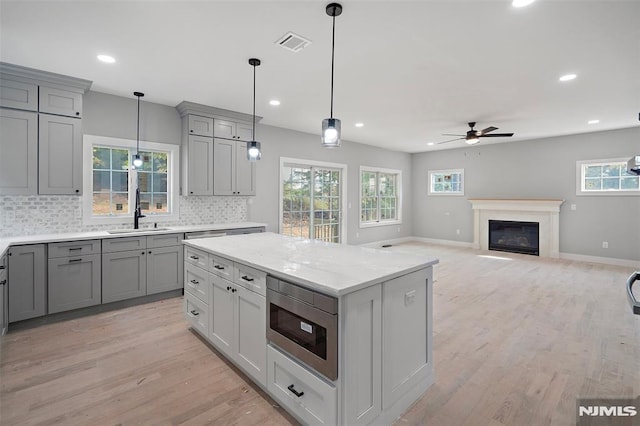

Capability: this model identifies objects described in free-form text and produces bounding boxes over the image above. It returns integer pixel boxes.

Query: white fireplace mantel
[468,199,564,258]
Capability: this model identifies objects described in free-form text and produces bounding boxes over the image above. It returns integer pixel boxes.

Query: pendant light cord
[252,62,256,141]
[330,13,336,118]
[136,94,141,152]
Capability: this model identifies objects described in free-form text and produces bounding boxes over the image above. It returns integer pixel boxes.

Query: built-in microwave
[266,276,338,381]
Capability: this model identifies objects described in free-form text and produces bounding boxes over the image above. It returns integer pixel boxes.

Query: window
[83,135,179,224]
[429,169,464,195]
[360,167,401,227]
[279,158,347,243]
[576,159,639,196]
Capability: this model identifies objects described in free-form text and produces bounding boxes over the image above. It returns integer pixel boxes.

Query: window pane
[112,149,129,171]
[93,171,110,192]
[93,147,110,169]
[603,164,620,177]
[154,152,168,172]
[584,165,602,178]
[138,172,150,192]
[111,193,129,215]
[584,178,601,190]
[621,176,639,189]
[152,194,168,213]
[93,193,110,215]
[153,173,167,192]
[602,177,619,190]
[112,171,129,192]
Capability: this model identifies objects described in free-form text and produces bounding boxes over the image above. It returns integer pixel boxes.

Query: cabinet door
[236,122,253,141]
[0,109,37,195]
[210,275,234,357]
[39,114,82,195]
[213,120,235,139]
[188,115,214,137]
[146,245,183,295]
[39,86,82,118]
[0,79,38,111]
[187,135,214,195]
[0,256,7,336]
[8,244,46,322]
[235,141,256,195]
[102,250,147,303]
[213,139,235,195]
[48,254,101,313]
[235,286,267,387]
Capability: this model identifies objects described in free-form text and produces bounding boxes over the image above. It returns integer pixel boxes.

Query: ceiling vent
[275,32,312,52]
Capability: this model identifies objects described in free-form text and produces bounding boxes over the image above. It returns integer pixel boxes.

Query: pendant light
[247,58,262,161]
[132,91,144,168]
[321,2,343,148]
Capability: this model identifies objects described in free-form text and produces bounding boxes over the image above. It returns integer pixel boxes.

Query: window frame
[359,166,402,228]
[576,158,640,196]
[82,134,180,225]
[428,168,465,196]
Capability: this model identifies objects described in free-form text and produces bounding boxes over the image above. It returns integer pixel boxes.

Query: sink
[107,228,169,234]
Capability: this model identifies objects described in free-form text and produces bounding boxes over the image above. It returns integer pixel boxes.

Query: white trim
[279,157,348,244]
[358,236,414,248]
[359,165,403,228]
[82,134,180,225]
[559,252,640,269]
[410,236,475,248]
[428,168,465,196]
[575,158,640,196]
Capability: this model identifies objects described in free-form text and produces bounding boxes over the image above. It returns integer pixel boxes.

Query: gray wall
[248,124,413,245]
[84,91,181,145]
[411,127,640,261]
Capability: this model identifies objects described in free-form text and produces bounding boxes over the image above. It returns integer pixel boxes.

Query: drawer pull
[241,275,254,282]
[68,247,82,251]
[190,255,199,260]
[190,279,199,285]
[231,288,237,293]
[190,309,199,316]
[226,286,231,291]
[214,265,225,270]
[0,265,5,270]
[287,384,304,398]
[0,280,6,285]
[68,258,82,263]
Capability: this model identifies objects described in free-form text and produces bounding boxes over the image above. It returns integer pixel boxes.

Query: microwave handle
[627,271,640,315]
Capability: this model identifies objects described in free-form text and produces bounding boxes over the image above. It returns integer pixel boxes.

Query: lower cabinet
[0,254,7,336]
[7,244,46,322]
[147,245,183,295]
[267,345,337,426]
[48,254,101,313]
[102,249,147,303]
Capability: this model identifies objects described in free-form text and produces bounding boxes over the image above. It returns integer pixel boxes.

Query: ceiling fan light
[322,118,341,147]
[465,137,480,145]
[247,141,261,161]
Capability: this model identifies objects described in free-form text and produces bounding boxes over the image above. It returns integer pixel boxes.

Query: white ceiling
[1,0,639,153]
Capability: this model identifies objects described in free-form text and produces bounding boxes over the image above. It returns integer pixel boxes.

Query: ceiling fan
[437,122,514,145]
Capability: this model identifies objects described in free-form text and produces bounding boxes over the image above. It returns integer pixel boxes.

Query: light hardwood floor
[1,243,638,425]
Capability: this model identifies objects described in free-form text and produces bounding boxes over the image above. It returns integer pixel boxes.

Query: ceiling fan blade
[480,133,514,138]
[480,126,498,135]
[442,133,465,136]
[437,137,464,144]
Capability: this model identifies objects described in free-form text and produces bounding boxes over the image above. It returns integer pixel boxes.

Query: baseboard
[559,252,640,269]
[358,236,414,248]
[410,236,475,248]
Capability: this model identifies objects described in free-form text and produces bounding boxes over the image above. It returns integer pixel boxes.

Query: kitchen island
[183,232,438,425]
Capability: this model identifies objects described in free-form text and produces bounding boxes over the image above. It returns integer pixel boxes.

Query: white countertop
[0,222,266,259]
[184,232,439,296]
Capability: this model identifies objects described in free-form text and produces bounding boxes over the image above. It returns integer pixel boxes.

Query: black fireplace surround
[488,220,540,256]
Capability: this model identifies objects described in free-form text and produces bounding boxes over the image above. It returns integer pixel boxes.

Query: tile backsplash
[0,195,247,238]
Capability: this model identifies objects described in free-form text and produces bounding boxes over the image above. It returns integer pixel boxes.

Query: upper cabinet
[176,101,260,197]
[0,63,92,196]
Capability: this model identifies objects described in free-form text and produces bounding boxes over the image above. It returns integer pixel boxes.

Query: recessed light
[97,54,116,64]
[588,119,600,124]
[512,0,535,7]
[426,142,435,146]
[269,99,281,106]
[355,122,364,128]
[559,73,577,82]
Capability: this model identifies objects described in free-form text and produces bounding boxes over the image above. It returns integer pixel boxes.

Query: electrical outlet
[571,204,576,211]
[456,229,460,235]
[356,232,359,238]
[602,241,609,249]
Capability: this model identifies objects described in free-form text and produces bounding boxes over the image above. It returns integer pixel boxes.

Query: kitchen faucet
[134,187,145,229]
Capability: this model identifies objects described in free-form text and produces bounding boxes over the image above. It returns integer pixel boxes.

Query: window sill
[575,190,639,197]
[83,213,179,226]
[359,220,402,229]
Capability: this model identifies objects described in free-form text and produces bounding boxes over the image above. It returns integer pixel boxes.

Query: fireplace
[488,220,540,256]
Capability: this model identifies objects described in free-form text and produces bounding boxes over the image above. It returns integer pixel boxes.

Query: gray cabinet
[47,240,101,314]
[146,233,184,295]
[213,139,256,196]
[213,119,252,141]
[186,135,214,195]
[39,86,82,118]
[38,114,82,195]
[7,244,46,322]
[102,249,147,303]
[0,79,38,111]
[187,115,214,137]
[0,255,7,336]
[0,109,38,195]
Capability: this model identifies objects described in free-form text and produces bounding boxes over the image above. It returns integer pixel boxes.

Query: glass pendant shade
[133,153,143,167]
[247,141,261,161]
[322,118,341,147]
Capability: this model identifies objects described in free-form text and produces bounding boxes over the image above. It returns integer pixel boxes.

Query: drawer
[210,255,233,280]
[102,236,147,253]
[48,239,101,258]
[234,263,266,296]
[184,263,209,304]
[188,114,214,137]
[267,345,337,426]
[184,292,209,337]
[147,233,184,248]
[39,86,82,118]
[185,246,208,270]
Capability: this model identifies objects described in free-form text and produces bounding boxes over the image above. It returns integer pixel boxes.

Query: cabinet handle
[214,265,224,270]
[190,309,199,316]
[190,279,199,285]
[75,111,80,116]
[0,265,5,270]
[0,280,6,285]
[148,251,152,254]
[241,275,254,282]
[190,255,199,260]
[68,247,82,251]
[69,258,82,263]
[226,286,231,291]
[231,288,237,293]
[142,252,145,255]
[190,130,194,133]
[75,189,79,193]
[287,384,304,398]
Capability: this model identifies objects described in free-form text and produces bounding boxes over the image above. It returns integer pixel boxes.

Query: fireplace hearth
[489,220,540,256]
